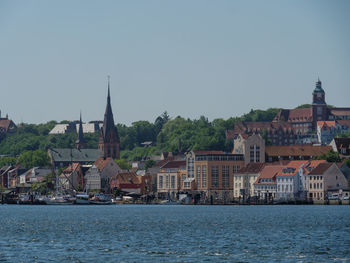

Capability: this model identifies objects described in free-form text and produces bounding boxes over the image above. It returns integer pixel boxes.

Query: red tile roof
[317,121,336,128]
[336,120,350,127]
[274,108,313,123]
[254,165,281,185]
[265,145,332,157]
[0,119,15,132]
[94,157,114,172]
[330,108,350,116]
[333,138,350,150]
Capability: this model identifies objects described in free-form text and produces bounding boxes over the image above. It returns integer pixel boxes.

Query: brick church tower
[98,78,120,159]
[312,78,328,129]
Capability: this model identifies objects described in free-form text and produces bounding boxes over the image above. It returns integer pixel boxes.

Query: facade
[233,163,265,199]
[94,157,122,192]
[317,120,350,144]
[186,151,245,203]
[59,163,84,192]
[226,122,295,146]
[157,160,186,199]
[98,81,120,159]
[84,165,101,191]
[275,162,302,201]
[308,163,348,201]
[253,165,280,201]
[231,133,265,165]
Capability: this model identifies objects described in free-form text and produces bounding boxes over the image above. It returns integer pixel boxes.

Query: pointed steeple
[98,76,120,159]
[75,111,86,149]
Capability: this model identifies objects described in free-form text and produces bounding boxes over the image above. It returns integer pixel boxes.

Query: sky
[0,0,349,125]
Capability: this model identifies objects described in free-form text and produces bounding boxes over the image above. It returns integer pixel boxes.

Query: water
[0,205,350,263]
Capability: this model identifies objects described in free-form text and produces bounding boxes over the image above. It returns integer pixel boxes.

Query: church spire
[98,77,120,159]
[75,111,86,149]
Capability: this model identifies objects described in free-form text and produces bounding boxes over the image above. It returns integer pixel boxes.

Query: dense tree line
[0,108,282,161]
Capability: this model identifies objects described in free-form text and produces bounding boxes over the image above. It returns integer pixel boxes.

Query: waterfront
[0,205,350,263]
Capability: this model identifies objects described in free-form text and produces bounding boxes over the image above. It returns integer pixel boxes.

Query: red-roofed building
[254,165,281,201]
[110,172,152,195]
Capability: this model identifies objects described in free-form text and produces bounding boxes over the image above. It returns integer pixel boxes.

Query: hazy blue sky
[1,0,349,125]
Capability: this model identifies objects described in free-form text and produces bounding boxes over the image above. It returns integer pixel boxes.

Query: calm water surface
[0,205,350,263]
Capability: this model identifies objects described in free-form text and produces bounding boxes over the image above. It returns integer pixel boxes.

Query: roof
[49,124,69,134]
[237,163,265,174]
[94,157,114,172]
[330,108,350,117]
[265,145,332,157]
[227,122,295,138]
[336,120,350,127]
[0,119,16,133]
[49,148,103,163]
[193,150,225,155]
[254,165,281,184]
[333,138,350,150]
[274,108,313,123]
[317,121,336,128]
[308,163,333,175]
[114,172,141,185]
[161,160,186,169]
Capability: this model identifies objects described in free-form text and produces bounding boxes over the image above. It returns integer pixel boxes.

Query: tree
[314,150,341,163]
[145,159,156,170]
[17,150,50,169]
[0,156,17,167]
[115,159,131,170]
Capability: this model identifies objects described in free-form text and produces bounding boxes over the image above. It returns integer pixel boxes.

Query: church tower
[312,78,327,129]
[98,77,120,159]
[75,112,86,149]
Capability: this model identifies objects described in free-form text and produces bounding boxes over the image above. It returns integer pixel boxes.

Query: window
[159,176,163,189]
[196,166,201,188]
[211,166,219,188]
[202,165,207,187]
[317,107,322,115]
[171,175,175,189]
[256,146,260,162]
[222,165,229,188]
[166,175,169,188]
[187,157,194,178]
[233,165,240,173]
[310,183,312,189]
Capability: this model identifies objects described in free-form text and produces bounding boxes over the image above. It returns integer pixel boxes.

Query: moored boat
[89,193,112,205]
[75,194,90,205]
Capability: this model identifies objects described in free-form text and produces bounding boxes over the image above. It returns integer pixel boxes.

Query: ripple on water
[0,205,350,262]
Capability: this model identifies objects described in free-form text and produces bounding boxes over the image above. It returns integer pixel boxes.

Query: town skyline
[1,1,350,125]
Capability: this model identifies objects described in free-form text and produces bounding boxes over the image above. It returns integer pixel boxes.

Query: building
[49,121,103,135]
[75,113,87,149]
[274,79,350,131]
[84,165,101,192]
[186,150,245,203]
[226,122,295,146]
[265,145,332,163]
[317,120,350,144]
[231,133,265,165]
[157,160,186,200]
[58,163,84,192]
[0,113,16,140]
[233,163,265,199]
[48,148,102,168]
[330,138,350,157]
[308,163,348,201]
[93,157,122,192]
[253,165,280,201]
[109,172,152,195]
[98,79,120,159]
